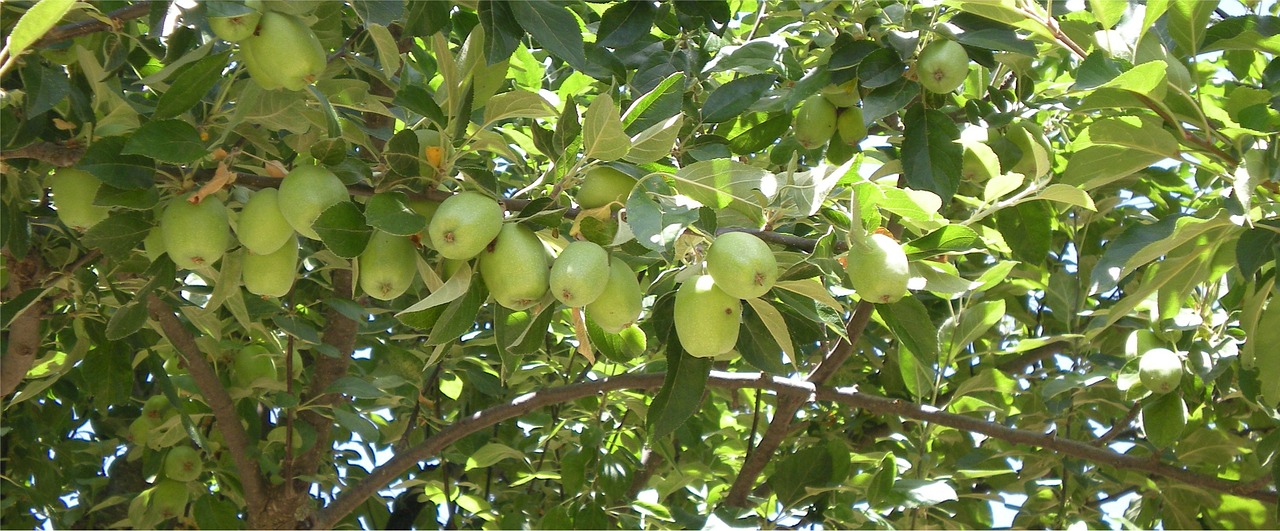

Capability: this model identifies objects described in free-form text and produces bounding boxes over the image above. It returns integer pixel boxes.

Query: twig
[309,371,1279,528]
[145,294,268,518]
[1093,402,1141,446]
[996,340,1070,374]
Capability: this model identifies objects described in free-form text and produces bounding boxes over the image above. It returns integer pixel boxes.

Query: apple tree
[1,0,1279,528]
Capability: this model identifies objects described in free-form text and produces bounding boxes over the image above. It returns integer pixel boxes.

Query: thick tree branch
[0,142,85,167]
[1,298,48,399]
[145,294,267,517]
[311,371,1277,529]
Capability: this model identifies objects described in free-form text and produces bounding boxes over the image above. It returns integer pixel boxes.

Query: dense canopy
[1,0,1279,529]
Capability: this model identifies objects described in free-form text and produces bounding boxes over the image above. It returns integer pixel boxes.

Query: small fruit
[277,164,349,240]
[242,236,298,297]
[1125,330,1162,358]
[821,81,861,108]
[429,192,504,260]
[916,39,970,94]
[846,232,910,304]
[707,232,778,299]
[575,166,637,210]
[359,231,418,301]
[236,188,295,255]
[480,224,550,310]
[161,196,231,270]
[586,259,644,333]
[238,11,326,91]
[49,168,109,230]
[207,3,262,42]
[550,241,611,307]
[163,446,203,482]
[674,275,742,358]
[141,395,170,421]
[148,479,189,520]
[1138,348,1182,394]
[232,344,278,389]
[835,106,867,147]
[793,95,838,150]
[618,325,647,358]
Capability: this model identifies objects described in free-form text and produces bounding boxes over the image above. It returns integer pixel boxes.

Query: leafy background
[1,0,1279,529]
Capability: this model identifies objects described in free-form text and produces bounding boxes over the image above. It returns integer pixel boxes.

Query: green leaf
[867,453,898,510]
[351,0,402,27]
[857,48,905,88]
[1097,61,1168,100]
[384,130,420,178]
[1063,145,1166,190]
[598,0,657,48]
[902,105,962,203]
[624,114,682,164]
[736,304,789,375]
[943,300,1005,360]
[105,301,149,341]
[1029,184,1096,211]
[1089,210,1232,294]
[272,315,323,344]
[397,262,472,315]
[155,52,231,120]
[995,200,1053,264]
[424,278,486,345]
[193,494,243,530]
[627,179,700,255]
[728,113,791,155]
[1089,0,1129,29]
[478,0,522,65]
[902,225,981,259]
[312,202,371,259]
[583,93,630,161]
[1235,220,1280,277]
[82,211,151,259]
[647,346,712,441]
[366,23,402,75]
[511,0,587,72]
[767,446,834,506]
[701,74,776,123]
[1141,393,1187,448]
[325,376,387,399]
[1165,0,1216,57]
[483,89,555,125]
[744,297,795,364]
[880,297,940,365]
[393,85,447,128]
[5,0,76,60]
[122,120,206,163]
[465,443,527,471]
[75,137,156,190]
[1203,16,1280,55]
[893,479,959,508]
[955,28,1037,56]
[22,62,70,119]
[305,85,343,140]
[365,192,425,236]
[672,159,776,222]
[333,407,380,442]
[622,72,684,130]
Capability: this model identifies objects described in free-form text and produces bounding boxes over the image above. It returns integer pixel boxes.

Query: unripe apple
[277,165,349,240]
[575,166,637,210]
[429,192,504,260]
[161,195,231,270]
[48,168,109,231]
[238,11,326,91]
[480,224,550,310]
[550,241,611,307]
[586,259,644,333]
[846,232,910,304]
[793,95,838,149]
[163,446,203,482]
[916,39,969,94]
[674,275,742,358]
[207,2,262,43]
[148,479,189,520]
[358,231,418,301]
[242,236,298,297]
[236,188,295,255]
[232,344,279,389]
[1138,348,1182,394]
[706,232,778,299]
[835,106,867,147]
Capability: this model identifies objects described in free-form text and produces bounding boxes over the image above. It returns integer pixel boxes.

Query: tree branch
[997,340,1070,374]
[310,371,1277,528]
[1,298,48,398]
[32,3,154,48]
[145,293,267,517]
